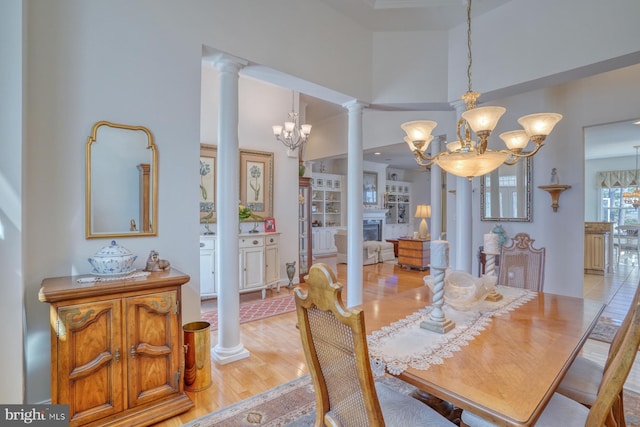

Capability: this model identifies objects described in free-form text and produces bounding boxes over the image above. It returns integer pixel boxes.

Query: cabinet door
[265,244,279,284]
[126,290,181,408]
[241,246,265,289]
[199,239,216,297]
[56,299,124,426]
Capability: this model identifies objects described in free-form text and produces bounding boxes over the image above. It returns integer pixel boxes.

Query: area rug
[181,374,417,427]
[181,374,640,427]
[201,295,296,332]
[590,320,619,344]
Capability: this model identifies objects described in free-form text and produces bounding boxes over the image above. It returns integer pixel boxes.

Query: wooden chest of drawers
[398,238,430,270]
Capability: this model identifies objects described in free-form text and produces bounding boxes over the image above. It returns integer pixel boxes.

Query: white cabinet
[384,181,411,226]
[240,236,265,290]
[265,234,280,285]
[311,173,344,228]
[312,226,342,255]
[199,236,216,298]
[200,233,280,299]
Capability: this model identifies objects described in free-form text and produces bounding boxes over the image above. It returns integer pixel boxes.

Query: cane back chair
[498,233,546,292]
[294,263,454,427]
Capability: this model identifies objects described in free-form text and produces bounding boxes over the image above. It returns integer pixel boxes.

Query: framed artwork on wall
[199,144,217,223]
[240,149,274,218]
[363,171,378,205]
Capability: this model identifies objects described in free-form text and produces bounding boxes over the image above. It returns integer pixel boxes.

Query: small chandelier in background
[272,91,312,152]
[402,0,562,180]
[623,145,640,208]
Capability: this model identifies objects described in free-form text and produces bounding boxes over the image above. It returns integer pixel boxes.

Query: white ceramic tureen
[88,240,137,276]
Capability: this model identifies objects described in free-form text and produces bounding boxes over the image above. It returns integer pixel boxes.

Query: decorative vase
[298,163,306,177]
[286,261,296,289]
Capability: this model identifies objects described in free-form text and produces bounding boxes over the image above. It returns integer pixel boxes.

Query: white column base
[211,344,250,365]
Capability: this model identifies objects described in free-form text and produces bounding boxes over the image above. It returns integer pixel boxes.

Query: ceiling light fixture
[272,91,312,152]
[623,145,640,208]
[401,0,562,180]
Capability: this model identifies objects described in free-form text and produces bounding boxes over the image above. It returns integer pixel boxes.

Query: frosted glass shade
[284,121,295,132]
[300,124,312,135]
[517,113,563,137]
[435,149,510,179]
[461,106,506,134]
[272,125,283,136]
[499,130,530,151]
[401,121,438,143]
[404,135,433,153]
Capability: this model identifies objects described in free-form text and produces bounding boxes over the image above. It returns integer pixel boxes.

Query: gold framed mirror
[480,156,532,222]
[86,121,158,238]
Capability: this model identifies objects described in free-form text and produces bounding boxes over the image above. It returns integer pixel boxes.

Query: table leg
[411,389,462,424]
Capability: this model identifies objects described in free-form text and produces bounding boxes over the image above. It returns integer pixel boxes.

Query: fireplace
[363,219,382,241]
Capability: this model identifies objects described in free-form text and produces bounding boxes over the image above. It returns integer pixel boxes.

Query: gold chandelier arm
[412,150,437,167]
[502,142,545,165]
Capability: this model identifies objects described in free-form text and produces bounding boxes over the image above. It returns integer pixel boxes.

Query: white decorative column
[211,53,249,364]
[452,100,473,273]
[344,100,367,308]
[430,136,444,240]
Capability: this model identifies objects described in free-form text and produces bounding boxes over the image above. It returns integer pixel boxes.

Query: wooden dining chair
[556,283,640,416]
[497,233,545,291]
[294,263,454,427]
[460,300,640,427]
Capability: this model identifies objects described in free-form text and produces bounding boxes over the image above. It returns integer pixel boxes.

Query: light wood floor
[154,256,640,426]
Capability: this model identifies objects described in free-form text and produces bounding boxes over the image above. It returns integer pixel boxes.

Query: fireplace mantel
[363,209,388,220]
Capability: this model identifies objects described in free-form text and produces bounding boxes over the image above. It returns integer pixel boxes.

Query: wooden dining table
[359,286,605,427]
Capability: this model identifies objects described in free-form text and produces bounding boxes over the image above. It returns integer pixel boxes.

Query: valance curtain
[597,170,639,188]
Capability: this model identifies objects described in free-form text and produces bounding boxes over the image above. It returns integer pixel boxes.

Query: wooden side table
[398,238,430,270]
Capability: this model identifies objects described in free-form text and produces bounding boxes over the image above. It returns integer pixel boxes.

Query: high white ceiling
[319,0,512,32]
[301,1,640,170]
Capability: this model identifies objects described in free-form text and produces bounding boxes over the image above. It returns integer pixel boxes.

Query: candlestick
[482,234,503,301]
[421,241,455,334]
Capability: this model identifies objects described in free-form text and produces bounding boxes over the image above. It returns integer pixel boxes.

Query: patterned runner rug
[200,295,295,331]
[589,320,619,343]
[181,374,417,427]
[181,374,640,427]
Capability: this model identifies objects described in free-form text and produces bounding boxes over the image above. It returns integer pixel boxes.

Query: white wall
[447,0,640,101]
[11,0,640,405]
[471,64,640,296]
[0,0,25,404]
[21,0,371,404]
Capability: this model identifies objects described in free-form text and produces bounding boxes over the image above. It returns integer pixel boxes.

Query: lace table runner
[368,286,537,376]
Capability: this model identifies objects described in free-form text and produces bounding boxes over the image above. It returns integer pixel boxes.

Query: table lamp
[415,204,431,239]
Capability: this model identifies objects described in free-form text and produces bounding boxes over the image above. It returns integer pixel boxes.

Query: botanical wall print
[240,149,273,218]
[363,171,378,205]
[200,144,217,223]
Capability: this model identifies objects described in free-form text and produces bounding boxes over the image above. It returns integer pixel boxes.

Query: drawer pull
[200,243,205,247]
[130,346,136,359]
[253,240,259,245]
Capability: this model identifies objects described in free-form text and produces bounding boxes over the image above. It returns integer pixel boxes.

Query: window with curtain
[597,170,640,225]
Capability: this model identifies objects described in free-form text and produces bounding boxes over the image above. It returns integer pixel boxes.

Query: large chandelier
[623,146,640,208]
[402,0,562,180]
[272,91,312,151]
